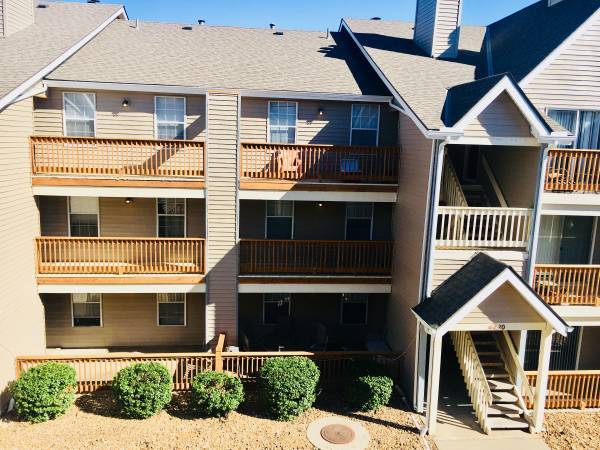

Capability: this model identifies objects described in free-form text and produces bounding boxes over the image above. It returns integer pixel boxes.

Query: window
[72,293,102,327]
[268,101,297,144]
[263,293,291,325]
[548,109,600,149]
[345,202,373,240]
[157,198,185,237]
[265,200,294,239]
[155,96,186,140]
[351,104,379,146]
[157,293,186,326]
[63,92,95,137]
[69,197,99,237]
[340,294,368,325]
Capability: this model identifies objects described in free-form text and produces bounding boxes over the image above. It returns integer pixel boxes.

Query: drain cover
[320,424,356,445]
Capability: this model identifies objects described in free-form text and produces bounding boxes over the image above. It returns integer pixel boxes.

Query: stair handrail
[450,331,493,434]
[481,154,508,208]
[441,155,469,207]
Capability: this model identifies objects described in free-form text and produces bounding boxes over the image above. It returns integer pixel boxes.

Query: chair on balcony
[276,149,303,179]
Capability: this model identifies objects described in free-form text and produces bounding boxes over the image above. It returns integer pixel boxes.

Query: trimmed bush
[190,371,244,417]
[258,356,320,421]
[12,362,77,423]
[112,362,173,419]
[344,360,394,412]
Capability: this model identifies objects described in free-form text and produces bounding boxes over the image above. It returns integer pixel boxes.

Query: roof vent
[87,0,100,3]
[37,3,48,8]
[269,23,276,30]
[370,17,381,20]
[198,19,206,25]
[273,31,284,36]
[182,25,193,30]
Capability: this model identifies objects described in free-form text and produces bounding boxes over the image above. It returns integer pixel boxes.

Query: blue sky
[74,0,536,30]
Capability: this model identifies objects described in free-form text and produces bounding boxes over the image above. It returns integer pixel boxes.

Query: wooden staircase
[462,184,491,207]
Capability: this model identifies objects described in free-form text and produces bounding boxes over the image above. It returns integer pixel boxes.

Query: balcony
[239,239,393,276]
[240,142,399,186]
[545,149,600,193]
[30,136,205,183]
[35,237,205,275]
[533,264,600,306]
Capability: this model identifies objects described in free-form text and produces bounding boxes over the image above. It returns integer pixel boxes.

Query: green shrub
[258,357,320,421]
[344,360,394,412]
[190,371,244,417]
[112,362,173,418]
[12,362,77,423]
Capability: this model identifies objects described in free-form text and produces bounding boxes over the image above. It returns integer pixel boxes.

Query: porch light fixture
[121,98,130,108]
[318,107,324,116]
[318,203,324,207]
[124,197,133,205]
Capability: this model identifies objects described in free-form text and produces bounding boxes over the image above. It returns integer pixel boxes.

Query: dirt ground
[542,411,600,450]
[0,387,429,449]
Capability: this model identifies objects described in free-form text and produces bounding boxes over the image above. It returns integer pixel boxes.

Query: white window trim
[154,96,187,140]
[546,107,581,148]
[267,100,298,144]
[350,104,380,146]
[156,198,187,238]
[71,293,103,327]
[262,293,292,326]
[344,202,374,240]
[67,196,100,237]
[264,200,295,239]
[62,92,97,138]
[156,293,187,327]
[340,293,369,326]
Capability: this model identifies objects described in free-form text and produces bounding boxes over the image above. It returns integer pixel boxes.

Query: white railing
[451,331,493,434]
[441,156,468,207]
[436,207,533,249]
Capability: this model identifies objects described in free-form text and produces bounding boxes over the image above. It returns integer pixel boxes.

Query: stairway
[462,184,490,207]
[469,332,530,431]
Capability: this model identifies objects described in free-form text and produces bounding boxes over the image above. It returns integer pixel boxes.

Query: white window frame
[262,293,292,326]
[264,200,295,239]
[267,100,298,144]
[156,198,187,238]
[340,293,368,326]
[71,293,103,327]
[546,107,581,148]
[350,104,380,146]
[344,202,374,240]
[62,92,96,137]
[154,96,187,140]
[156,293,187,327]
[67,196,100,237]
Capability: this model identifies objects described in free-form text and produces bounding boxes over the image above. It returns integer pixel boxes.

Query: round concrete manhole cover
[307,417,369,450]
[320,424,356,444]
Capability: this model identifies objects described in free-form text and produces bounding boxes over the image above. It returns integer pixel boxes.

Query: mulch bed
[542,411,600,450]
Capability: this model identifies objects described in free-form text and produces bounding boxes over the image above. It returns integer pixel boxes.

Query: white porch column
[425,332,443,435]
[533,327,553,432]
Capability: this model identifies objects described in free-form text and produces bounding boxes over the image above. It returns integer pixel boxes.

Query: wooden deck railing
[30,136,205,178]
[239,239,393,275]
[35,237,205,274]
[526,370,600,409]
[240,142,399,183]
[15,350,401,393]
[436,207,532,249]
[545,149,600,192]
[533,265,600,306]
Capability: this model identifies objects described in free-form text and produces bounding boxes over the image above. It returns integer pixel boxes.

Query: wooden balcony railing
[240,142,399,183]
[533,265,600,306]
[35,237,205,274]
[545,149,600,192]
[436,207,533,249]
[30,136,205,178]
[239,239,393,275]
[526,370,600,409]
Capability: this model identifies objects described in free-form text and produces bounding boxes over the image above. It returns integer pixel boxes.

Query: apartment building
[0,0,599,437]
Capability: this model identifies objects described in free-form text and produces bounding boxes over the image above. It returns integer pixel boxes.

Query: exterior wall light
[124,197,133,205]
[122,98,130,108]
[318,107,324,116]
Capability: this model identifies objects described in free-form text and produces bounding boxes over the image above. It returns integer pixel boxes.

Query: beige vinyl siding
[414,0,437,56]
[0,0,4,38]
[432,0,462,59]
[388,114,433,394]
[34,89,206,140]
[1,0,33,37]
[186,198,206,238]
[43,293,205,348]
[525,13,600,110]
[38,196,68,236]
[205,91,239,345]
[432,250,527,289]
[463,93,533,139]
[0,98,45,409]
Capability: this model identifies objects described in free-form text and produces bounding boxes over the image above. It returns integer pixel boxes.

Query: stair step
[488,403,524,416]
[484,367,510,379]
[478,351,501,356]
[488,416,529,430]
[492,391,519,403]
[488,379,514,391]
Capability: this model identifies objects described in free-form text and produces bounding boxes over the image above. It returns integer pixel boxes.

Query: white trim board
[32,185,205,199]
[0,7,127,111]
[551,306,600,326]
[239,189,396,203]
[541,193,600,216]
[238,283,391,294]
[38,283,205,294]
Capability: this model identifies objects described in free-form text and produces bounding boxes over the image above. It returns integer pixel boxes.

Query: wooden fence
[526,370,600,409]
[35,237,205,274]
[545,149,600,192]
[30,136,205,178]
[240,142,399,183]
[533,265,600,306]
[239,239,393,275]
